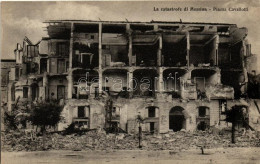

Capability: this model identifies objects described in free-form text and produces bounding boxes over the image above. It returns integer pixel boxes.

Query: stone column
[158,67,164,93]
[215,35,219,66]
[43,72,48,100]
[157,35,162,66]
[28,85,32,101]
[215,68,221,84]
[128,68,134,97]
[67,22,74,99]
[67,70,73,99]
[99,23,102,69]
[98,23,103,94]
[7,82,13,112]
[69,23,74,69]
[47,59,50,73]
[186,32,190,68]
[126,24,132,66]
[98,70,103,94]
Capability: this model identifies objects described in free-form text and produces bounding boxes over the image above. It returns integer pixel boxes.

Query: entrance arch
[169,106,185,132]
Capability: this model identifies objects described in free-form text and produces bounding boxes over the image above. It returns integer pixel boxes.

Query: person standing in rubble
[137,112,144,148]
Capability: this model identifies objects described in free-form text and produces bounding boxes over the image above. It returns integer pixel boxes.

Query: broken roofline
[23,36,41,46]
[43,19,236,26]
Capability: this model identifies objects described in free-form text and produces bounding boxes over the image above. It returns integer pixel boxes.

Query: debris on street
[2,128,260,152]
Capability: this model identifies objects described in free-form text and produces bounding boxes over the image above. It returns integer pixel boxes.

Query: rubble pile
[1,128,259,152]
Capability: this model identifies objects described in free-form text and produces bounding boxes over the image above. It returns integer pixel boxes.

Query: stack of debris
[1,127,260,152]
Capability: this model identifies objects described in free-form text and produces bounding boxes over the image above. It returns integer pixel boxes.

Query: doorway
[195,77,206,92]
[169,106,185,132]
[57,85,65,100]
[31,83,39,101]
[40,58,47,73]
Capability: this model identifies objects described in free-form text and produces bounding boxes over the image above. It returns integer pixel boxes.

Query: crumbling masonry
[6,20,260,134]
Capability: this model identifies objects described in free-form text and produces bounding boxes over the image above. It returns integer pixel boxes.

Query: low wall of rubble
[1,128,259,152]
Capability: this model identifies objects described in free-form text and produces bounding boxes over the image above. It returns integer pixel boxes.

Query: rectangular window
[57,59,65,73]
[148,107,156,117]
[15,67,19,80]
[57,42,69,56]
[78,106,85,118]
[2,75,7,86]
[198,107,209,117]
[34,46,39,57]
[23,87,28,98]
[27,46,32,57]
[40,58,48,73]
[27,46,38,57]
[11,85,15,101]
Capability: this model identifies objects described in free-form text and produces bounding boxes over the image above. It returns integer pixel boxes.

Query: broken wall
[58,99,105,130]
[39,40,49,55]
[189,46,205,66]
[49,58,69,74]
[102,71,127,93]
[48,77,68,100]
[120,97,220,134]
[102,33,127,44]
[48,39,70,56]
[218,43,229,66]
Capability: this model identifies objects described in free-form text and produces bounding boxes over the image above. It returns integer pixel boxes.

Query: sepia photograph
[1,0,260,163]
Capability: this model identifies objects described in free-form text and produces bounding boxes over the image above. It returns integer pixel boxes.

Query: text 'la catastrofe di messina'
[154,7,248,12]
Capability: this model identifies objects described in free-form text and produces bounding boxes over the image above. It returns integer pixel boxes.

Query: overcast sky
[1,0,260,59]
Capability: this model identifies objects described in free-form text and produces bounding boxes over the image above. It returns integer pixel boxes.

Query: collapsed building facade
[1,59,16,104]
[7,20,260,134]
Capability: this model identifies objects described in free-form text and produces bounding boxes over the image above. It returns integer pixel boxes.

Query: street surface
[2,147,260,164]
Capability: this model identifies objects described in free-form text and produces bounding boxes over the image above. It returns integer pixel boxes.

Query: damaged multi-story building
[6,20,260,134]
